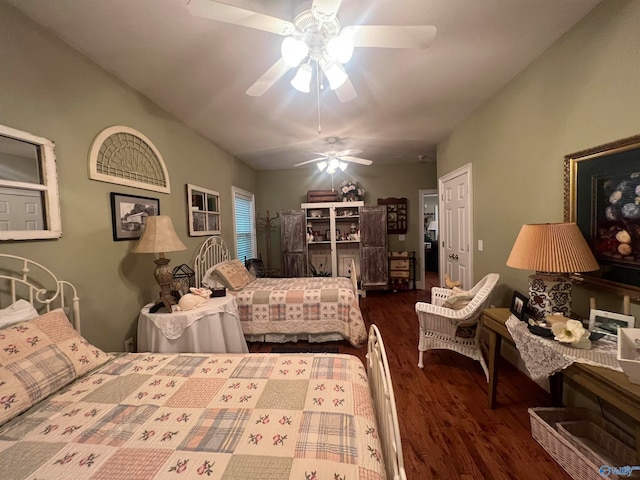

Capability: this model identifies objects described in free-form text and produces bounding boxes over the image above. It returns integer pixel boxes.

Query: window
[0,124,62,240]
[232,187,256,262]
[187,184,220,236]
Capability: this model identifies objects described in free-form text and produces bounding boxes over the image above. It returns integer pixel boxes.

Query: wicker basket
[528,407,636,480]
[556,420,636,469]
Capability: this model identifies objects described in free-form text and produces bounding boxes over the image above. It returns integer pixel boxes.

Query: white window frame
[231,186,256,261]
[187,184,220,236]
[0,124,62,240]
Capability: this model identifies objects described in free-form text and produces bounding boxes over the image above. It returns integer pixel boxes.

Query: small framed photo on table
[510,291,528,321]
[588,309,635,336]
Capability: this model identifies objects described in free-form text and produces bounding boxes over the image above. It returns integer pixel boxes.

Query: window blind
[233,187,256,262]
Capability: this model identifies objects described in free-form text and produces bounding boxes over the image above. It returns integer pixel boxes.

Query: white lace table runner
[141,296,239,339]
[505,315,623,381]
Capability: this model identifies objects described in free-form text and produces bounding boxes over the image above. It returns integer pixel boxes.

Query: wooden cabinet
[389,251,416,290]
[377,197,407,234]
[280,209,307,277]
[301,201,363,280]
[360,205,388,290]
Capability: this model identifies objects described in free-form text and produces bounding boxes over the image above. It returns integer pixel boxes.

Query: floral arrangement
[340,180,365,202]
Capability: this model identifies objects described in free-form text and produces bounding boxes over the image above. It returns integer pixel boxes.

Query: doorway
[419,189,439,290]
[438,163,473,290]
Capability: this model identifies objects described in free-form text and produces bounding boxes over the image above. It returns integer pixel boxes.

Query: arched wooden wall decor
[88,126,170,193]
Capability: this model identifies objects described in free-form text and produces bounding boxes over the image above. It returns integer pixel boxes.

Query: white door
[439,164,473,289]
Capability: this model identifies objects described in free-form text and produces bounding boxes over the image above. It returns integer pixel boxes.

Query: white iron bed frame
[0,254,80,332]
[194,235,359,294]
[0,253,406,480]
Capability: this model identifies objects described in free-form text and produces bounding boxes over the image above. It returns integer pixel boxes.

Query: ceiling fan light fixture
[291,64,312,92]
[338,161,348,171]
[326,29,354,64]
[281,36,309,67]
[320,58,348,90]
[317,161,328,172]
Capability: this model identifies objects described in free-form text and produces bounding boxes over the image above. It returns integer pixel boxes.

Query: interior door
[439,164,473,289]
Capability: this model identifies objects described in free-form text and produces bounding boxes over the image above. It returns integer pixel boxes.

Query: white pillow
[0,300,39,328]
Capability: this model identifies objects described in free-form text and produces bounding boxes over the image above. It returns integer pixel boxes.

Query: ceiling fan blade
[311,0,342,22]
[341,156,373,166]
[349,25,437,49]
[294,157,326,167]
[334,76,357,103]
[336,149,363,157]
[188,0,295,36]
[246,58,291,97]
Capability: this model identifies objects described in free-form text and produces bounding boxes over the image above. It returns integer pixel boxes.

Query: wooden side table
[482,307,640,459]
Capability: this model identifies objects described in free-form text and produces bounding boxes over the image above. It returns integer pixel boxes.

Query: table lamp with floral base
[506,223,599,319]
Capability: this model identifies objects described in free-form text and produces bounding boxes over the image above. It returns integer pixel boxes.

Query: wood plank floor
[248,289,572,479]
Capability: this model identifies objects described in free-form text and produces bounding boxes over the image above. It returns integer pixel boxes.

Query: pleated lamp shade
[506,223,598,273]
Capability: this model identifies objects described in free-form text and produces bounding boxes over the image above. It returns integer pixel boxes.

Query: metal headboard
[193,236,230,288]
[0,254,80,332]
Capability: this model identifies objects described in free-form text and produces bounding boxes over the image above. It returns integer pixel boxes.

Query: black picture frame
[110,192,160,241]
[510,291,528,321]
[564,134,640,301]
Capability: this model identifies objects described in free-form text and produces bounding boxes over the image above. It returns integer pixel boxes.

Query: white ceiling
[8,0,600,170]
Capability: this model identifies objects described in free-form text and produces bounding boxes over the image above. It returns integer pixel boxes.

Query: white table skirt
[137,296,249,353]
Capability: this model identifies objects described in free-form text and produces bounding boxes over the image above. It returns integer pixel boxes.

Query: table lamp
[133,215,187,312]
[506,223,599,319]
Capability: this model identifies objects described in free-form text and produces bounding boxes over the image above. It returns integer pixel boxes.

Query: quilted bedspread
[0,352,386,480]
[231,277,367,347]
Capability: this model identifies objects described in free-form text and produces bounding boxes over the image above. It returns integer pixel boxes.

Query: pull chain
[316,61,322,134]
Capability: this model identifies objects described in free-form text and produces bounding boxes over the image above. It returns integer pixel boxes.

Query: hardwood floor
[248,290,572,479]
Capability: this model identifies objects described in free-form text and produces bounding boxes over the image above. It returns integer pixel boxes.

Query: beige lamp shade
[506,223,599,273]
[133,215,187,254]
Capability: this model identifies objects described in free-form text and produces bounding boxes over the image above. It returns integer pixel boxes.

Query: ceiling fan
[293,137,373,172]
[187,0,437,102]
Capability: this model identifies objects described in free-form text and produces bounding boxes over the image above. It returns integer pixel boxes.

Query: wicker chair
[416,273,500,381]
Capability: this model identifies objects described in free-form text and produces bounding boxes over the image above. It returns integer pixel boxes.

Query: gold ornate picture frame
[564,133,640,302]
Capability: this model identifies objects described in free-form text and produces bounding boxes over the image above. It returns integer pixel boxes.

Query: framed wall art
[564,134,640,301]
[110,192,159,241]
[187,184,220,236]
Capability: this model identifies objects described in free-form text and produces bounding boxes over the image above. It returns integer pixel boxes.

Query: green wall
[438,0,640,321]
[0,3,257,351]
[255,162,438,276]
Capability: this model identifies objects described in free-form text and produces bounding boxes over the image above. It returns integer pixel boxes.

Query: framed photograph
[325,229,332,241]
[110,192,159,241]
[564,134,640,296]
[510,291,528,321]
[588,309,635,336]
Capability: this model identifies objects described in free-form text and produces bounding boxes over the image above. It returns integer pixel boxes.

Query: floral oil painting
[565,134,640,290]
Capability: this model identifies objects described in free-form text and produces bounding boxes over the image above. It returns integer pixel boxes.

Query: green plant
[309,262,331,277]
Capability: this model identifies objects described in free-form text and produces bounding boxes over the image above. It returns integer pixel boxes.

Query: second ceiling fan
[188,0,437,102]
[294,137,373,173]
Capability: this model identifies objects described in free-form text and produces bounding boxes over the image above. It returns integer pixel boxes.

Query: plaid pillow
[214,259,256,290]
[0,309,111,426]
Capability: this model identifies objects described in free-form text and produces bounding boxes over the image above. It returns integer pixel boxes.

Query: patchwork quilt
[232,277,367,347]
[0,352,386,480]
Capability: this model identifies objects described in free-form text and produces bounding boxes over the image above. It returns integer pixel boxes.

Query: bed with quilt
[195,237,367,347]
[0,254,405,480]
